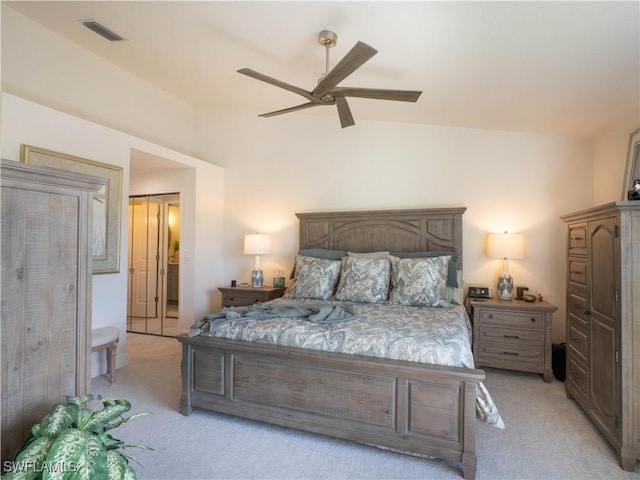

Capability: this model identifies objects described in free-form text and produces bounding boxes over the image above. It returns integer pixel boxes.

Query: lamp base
[497,273,514,300]
[251,269,264,288]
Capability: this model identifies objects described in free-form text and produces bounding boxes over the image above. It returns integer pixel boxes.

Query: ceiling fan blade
[258,102,325,118]
[329,87,422,103]
[238,68,318,103]
[312,41,378,98]
[335,97,355,128]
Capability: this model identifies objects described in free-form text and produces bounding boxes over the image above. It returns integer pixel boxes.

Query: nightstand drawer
[479,310,545,330]
[476,343,544,364]
[222,292,263,306]
[219,286,286,307]
[478,326,545,347]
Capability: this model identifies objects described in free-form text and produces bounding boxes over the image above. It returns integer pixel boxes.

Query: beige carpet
[91,333,640,480]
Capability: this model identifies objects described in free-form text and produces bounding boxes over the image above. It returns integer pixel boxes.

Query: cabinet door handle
[530,318,536,323]
[503,351,519,356]
[503,335,520,339]
[488,314,494,319]
[584,310,590,316]
[570,271,584,275]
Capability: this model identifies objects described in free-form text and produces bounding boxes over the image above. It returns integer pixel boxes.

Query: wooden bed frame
[177,207,485,479]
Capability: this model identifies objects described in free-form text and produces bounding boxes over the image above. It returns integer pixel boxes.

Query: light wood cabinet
[562,202,640,471]
[1,159,104,462]
[471,298,557,382]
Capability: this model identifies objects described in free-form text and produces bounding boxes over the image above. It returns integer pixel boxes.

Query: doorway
[127,193,181,337]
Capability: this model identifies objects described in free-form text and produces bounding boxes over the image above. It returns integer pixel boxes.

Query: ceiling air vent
[82,20,124,42]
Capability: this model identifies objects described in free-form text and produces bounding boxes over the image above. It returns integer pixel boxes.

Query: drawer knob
[531,318,536,323]
[488,314,494,319]
[584,310,590,316]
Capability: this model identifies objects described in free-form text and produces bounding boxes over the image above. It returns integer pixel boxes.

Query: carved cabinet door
[588,216,620,437]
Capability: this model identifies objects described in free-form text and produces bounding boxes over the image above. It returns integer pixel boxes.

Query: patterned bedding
[197,298,504,428]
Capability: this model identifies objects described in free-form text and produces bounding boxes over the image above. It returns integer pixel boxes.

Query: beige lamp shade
[243,234,271,255]
[243,234,271,287]
[487,232,525,259]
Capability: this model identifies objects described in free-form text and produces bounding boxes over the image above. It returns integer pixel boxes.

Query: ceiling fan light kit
[238,30,422,128]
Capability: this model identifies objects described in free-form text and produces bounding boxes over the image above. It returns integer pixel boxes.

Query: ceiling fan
[238,30,422,128]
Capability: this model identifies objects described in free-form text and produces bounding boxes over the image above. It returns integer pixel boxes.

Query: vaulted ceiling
[5,1,639,138]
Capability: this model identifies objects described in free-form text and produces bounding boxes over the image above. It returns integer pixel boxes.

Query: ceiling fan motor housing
[318,30,337,48]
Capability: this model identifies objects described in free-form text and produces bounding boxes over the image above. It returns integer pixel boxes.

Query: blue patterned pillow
[289,249,346,279]
[333,257,391,303]
[388,255,451,307]
[284,255,341,300]
[390,251,459,288]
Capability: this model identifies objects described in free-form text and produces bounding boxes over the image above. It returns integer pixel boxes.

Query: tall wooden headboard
[296,207,465,269]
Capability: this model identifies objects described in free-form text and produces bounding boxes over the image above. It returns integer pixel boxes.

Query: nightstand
[218,286,286,307]
[471,298,558,382]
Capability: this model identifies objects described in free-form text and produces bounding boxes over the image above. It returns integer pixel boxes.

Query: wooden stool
[92,326,120,382]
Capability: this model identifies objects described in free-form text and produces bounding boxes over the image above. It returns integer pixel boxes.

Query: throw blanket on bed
[190,302,362,337]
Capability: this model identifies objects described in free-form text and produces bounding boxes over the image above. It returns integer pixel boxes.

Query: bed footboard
[177,334,484,480]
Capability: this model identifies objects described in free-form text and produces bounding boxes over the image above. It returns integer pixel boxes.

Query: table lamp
[487,231,524,300]
[243,234,271,287]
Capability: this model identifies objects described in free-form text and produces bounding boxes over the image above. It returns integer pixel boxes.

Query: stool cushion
[92,326,120,347]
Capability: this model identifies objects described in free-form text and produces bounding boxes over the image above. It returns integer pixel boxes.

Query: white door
[128,200,160,318]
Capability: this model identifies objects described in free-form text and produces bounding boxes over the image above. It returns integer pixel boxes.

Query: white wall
[593,111,640,205]
[1,93,224,378]
[1,4,194,155]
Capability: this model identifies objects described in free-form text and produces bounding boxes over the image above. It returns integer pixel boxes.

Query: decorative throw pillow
[388,255,451,307]
[390,251,460,288]
[333,257,391,303]
[284,255,341,300]
[289,249,346,279]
